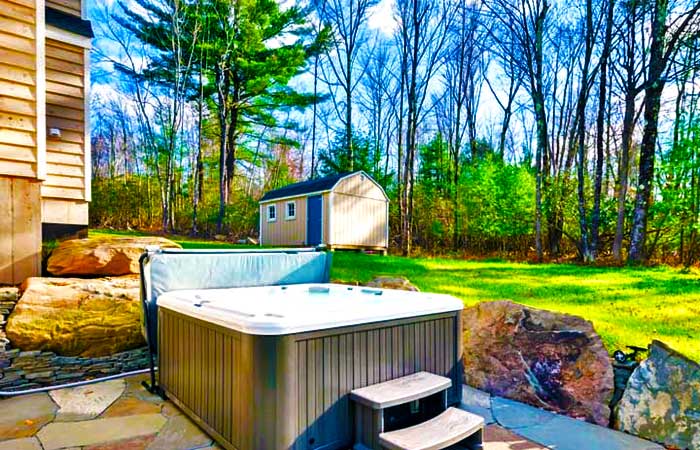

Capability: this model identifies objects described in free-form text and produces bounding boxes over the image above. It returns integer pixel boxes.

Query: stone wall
[0,286,149,392]
[0,288,19,353]
[0,347,150,392]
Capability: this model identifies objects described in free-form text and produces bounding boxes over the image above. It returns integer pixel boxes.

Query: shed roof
[260,172,358,202]
[260,170,386,203]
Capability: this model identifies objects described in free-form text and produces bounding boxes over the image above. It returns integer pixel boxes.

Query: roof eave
[259,189,332,204]
[45,7,94,38]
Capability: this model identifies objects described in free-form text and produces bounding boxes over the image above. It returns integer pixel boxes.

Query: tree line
[89,0,700,265]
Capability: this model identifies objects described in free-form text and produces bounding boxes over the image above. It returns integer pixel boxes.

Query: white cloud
[367,0,396,36]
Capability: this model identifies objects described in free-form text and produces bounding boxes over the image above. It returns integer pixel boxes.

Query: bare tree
[574,0,598,262]
[358,39,397,178]
[395,0,454,256]
[483,38,523,160]
[485,0,552,261]
[434,1,486,249]
[314,0,379,169]
[610,0,644,261]
[591,0,616,258]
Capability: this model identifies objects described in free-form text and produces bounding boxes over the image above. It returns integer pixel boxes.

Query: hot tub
[157,283,464,450]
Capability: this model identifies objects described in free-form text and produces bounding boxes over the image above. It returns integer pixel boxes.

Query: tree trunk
[533,89,548,261]
[628,0,669,264]
[591,0,614,257]
[346,50,353,170]
[311,54,319,179]
[613,4,637,262]
[628,84,664,263]
[575,0,594,262]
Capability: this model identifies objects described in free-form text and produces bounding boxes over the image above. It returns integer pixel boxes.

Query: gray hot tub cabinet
[158,299,462,450]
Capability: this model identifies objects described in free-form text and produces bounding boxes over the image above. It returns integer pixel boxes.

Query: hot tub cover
[157,283,464,335]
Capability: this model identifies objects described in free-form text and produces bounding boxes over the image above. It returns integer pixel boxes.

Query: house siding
[0,0,44,283]
[41,37,88,224]
[333,172,386,201]
[330,173,388,248]
[0,177,42,284]
[330,192,387,248]
[0,0,39,179]
[261,196,308,246]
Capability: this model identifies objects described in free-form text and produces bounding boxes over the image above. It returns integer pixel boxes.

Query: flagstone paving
[0,393,57,440]
[37,414,168,450]
[50,380,126,422]
[0,437,43,450]
[461,385,665,450]
[0,373,662,450]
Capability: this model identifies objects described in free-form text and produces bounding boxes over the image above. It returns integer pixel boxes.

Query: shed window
[267,205,277,222]
[286,201,296,220]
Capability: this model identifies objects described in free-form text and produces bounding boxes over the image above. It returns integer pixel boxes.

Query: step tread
[379,407,484,450]
[350,371,451,409]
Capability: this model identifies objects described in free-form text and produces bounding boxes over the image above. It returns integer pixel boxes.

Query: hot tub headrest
[140,248,332,353]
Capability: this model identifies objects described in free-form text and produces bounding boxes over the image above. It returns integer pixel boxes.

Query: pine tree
[117,0,330,232]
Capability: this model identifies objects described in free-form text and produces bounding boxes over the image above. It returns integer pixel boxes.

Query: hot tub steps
[351,371,453,410]
[351,372,484,450]
[379,407,484,450]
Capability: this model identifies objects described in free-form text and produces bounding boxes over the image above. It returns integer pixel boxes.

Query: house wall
[260,196,308,246]
[42,37,88,225]
[0,0,44,284]
[329,173,388,248]
[46,0,81,16]
[0,0,42,180]
[0,177,42,284]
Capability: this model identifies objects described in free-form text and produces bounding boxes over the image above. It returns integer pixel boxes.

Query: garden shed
[259,171,389,253]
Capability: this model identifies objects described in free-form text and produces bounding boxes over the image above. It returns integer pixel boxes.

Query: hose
[0,367,154,397]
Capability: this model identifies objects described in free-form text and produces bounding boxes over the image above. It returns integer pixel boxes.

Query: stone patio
[0,374,660,450]
[460,385,664,450]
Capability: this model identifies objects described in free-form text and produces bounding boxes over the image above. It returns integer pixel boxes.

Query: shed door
[307,195,323,245]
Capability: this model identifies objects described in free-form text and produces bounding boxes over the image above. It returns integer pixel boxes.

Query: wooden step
[379,407,484,450]
[350,372,452,409]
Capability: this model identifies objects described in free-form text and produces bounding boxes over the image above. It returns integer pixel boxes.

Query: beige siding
[0,0,38,179]
[46,0,81,16]
[42,197,87,224]
[260,173,389,249]
[0,176,42,284]
[42,37,88,209]
[328,172,388,248]
[260,196,307,246]
[333,172,387,200]
[330,192,387,248]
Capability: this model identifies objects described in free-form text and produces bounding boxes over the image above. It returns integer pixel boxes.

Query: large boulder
[462,301,614,426]
[365,276,419,291]
[5,276,145,357]
[47,236,181,277]
[614,341,700,449]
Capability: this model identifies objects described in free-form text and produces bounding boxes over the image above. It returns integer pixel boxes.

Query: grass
[332,253,700,361]
[90,229,700,361]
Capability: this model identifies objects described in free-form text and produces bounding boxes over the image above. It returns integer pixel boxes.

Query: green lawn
[332,253,700,361]
[89,230,700,361]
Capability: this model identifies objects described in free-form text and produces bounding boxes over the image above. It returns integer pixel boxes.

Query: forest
[88,0,700,265]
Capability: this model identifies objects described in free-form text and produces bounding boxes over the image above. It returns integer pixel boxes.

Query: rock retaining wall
[0,347,150,392]
[0,288,19,353]
[0,286,149,392]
